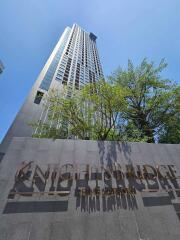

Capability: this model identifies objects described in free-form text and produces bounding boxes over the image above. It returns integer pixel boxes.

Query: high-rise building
[1,25,180,240]
[0,24,103,155]
[0,60,4,74]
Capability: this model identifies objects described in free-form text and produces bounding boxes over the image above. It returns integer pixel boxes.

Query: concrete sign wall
[0,137,180,240]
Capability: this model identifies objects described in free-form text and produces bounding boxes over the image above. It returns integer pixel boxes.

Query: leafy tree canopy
[31,80,127,141]
[31,59,179,143]
[109,58,179,143]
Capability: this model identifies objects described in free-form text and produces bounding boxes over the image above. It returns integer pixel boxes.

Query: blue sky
[0,0,180,142]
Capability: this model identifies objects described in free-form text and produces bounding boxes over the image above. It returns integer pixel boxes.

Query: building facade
[1,24,180,240]
[0,24,103,155]
[0,60,4,74]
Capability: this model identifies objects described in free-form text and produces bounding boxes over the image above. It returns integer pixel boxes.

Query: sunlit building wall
[0,24,103,154]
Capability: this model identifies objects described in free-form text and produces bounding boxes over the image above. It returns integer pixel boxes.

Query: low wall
[0,137,180,240]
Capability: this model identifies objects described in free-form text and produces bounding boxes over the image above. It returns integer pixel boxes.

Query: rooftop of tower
[72,23,97,41]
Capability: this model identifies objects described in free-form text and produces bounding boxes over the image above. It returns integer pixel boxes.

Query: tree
[31,59,179,143]
[158,86,180,143]
[31,80,127,141]
[110,58,178,143]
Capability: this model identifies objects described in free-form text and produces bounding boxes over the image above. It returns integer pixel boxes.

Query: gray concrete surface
[0,137,180,240]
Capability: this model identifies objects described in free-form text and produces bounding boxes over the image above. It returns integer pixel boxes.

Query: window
[34,91,44,104]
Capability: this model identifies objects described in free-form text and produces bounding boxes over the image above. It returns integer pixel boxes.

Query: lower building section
[0,138,180,239]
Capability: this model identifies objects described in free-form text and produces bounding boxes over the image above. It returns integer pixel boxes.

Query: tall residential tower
[0,24,103,155]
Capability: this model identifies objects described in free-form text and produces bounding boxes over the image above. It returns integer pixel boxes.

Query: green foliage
[31,59,179,143]
[31,80,127,141]
[110,58,178,143]
[158,86,180,143]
